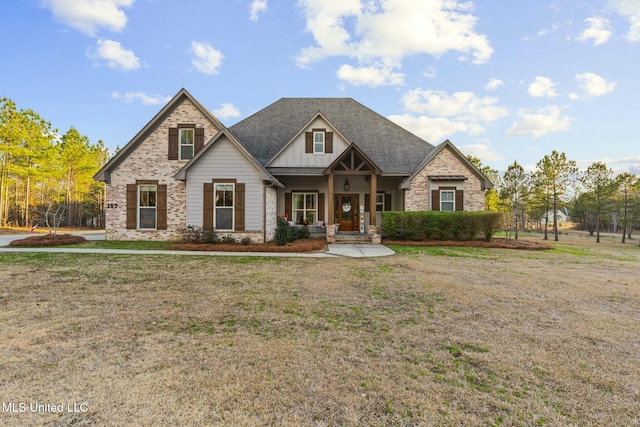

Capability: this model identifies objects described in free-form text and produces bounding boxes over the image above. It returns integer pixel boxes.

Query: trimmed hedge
[381,211,502,242]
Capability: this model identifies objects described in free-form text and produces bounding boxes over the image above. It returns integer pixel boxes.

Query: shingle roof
[229,98,435,175]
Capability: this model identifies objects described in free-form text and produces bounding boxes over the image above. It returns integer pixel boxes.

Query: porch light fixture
[344,178,350,191]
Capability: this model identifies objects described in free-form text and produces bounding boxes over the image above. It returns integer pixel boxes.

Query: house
[542,208,570,225]
[94,88,493,243]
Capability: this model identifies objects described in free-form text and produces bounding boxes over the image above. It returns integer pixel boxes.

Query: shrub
[275,217,292,246]
[221,235,236,244]
[240,236,252,245]
[381,211,502,241]
[178,226,218,244]
[292,226,311,240]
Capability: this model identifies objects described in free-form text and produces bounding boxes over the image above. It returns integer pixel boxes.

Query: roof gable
[401,140,493,190]
[265,112,350,167]
[229,98,435,174]
[94,88,224,182]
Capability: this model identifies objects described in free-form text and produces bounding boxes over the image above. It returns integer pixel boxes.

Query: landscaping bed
[168,238,327,253]
[8,233,87,246]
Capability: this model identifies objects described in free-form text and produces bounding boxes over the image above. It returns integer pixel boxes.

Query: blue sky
[2,0,639,175]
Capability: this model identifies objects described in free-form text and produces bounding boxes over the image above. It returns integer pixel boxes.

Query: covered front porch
[274,145,404,243]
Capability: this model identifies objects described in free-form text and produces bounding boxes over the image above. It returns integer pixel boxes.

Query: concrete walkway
[0,232,395,258]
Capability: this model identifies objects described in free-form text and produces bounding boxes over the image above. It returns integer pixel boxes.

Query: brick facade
[405,145,486,212]
[105,98,220,240]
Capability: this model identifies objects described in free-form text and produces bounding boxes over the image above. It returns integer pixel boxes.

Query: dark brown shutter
[284,192,292,219]
[235,183,245,231]
[194,127,205,155]
[384,193,392,211]
[431,190,440,211]
[317,193,325,221]
[455,190,464,211]
[126,184,137,229]
[305,132,313,153]
[156,184,167,230]
[325,132,333,153]
[168,128,179,160]
[203,183,213,229]
[364,194,370,213]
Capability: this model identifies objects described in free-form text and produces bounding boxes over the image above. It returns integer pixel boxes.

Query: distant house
[542,208,570,225]
[94,88,493,243]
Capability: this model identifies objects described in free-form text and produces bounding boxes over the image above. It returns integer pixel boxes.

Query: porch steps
[334,233,372,244]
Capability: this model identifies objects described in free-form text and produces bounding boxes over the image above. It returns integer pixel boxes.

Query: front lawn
[0,242,638,425]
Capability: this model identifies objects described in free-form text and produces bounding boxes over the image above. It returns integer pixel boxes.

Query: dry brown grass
[1,239,639,426]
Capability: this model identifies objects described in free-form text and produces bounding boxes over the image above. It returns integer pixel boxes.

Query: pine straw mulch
[384,237,553,250]
[168,238,328,253]
[8,234,87,246]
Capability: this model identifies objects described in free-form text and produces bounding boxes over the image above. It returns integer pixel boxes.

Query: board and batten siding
[269,117,349,167]
[185,136,264,231]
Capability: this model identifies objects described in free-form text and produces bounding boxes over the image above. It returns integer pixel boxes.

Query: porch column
[328,173,334,224]
[369,173,377,226]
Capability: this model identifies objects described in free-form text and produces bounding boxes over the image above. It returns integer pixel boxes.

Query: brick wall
[105,98,220,240]
[405,146,486,212]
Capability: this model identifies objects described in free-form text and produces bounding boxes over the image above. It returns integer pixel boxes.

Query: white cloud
[213,103,241,119]
[507,106,572,137]
[485,78,503,91]
[574,72,617,97]
[608,0,640,41]
[387,88,508,142]
[458,144,504,162]
[190,41,224,75]
[336,64,404,86]
[401,89,508,123]
[387,114,483,143]
[295,0,493,87]
[42,0,134,36]
[111,92,171,105]
[528,76,558,98]
[249,0,267,22]
[576,16,612,46]
[91,39,140,71]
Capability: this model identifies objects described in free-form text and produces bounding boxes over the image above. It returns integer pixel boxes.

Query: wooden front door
[335,194,359,231]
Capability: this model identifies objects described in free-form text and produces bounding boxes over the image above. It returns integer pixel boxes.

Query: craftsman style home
[94,88,492,242]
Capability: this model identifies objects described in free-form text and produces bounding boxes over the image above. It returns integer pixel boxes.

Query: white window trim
[375,193,385,212]
[179,128,194,160]
[313,131,324,154]
[138,184,157,230]
[214,183,235,231]
[440,189,455,212]
[292,192,318,225]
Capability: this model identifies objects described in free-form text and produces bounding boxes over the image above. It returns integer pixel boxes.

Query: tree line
[476,150,640,244]
[0,97,108,229]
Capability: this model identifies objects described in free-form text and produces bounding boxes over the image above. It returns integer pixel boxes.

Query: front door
[335,194,359,231]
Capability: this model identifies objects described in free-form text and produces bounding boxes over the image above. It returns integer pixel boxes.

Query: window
[376,194,384,212]
[215,183,234,230]
[180,128,194,160]
[313,131,324,154]
[138,185,157,229]
[440,190,455,211]
[293,192,317,224]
